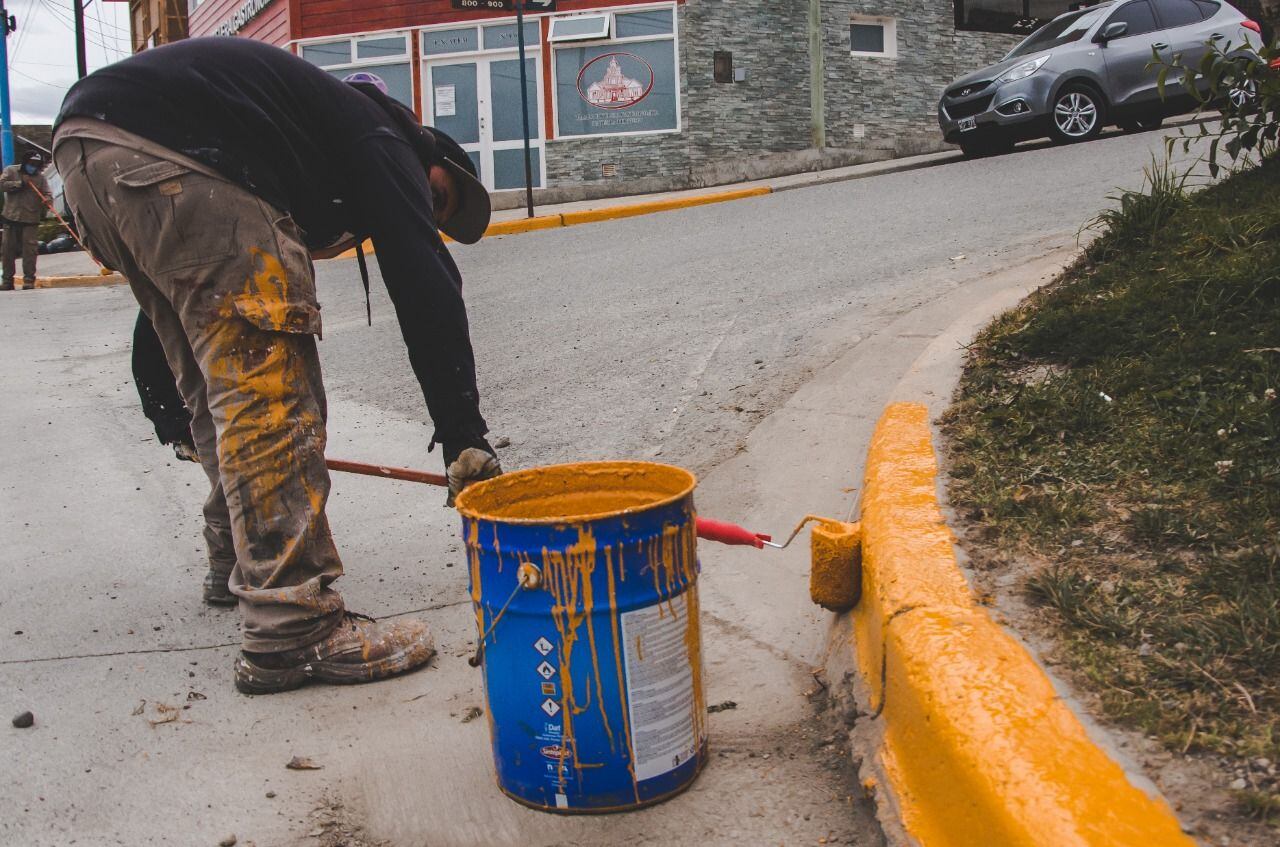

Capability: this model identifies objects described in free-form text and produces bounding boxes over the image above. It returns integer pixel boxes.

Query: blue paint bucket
[455,461,708,813]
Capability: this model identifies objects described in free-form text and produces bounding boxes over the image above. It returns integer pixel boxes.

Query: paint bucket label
[621,589,703,782]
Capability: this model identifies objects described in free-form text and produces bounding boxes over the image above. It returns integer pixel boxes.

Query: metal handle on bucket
[468,563,541,667]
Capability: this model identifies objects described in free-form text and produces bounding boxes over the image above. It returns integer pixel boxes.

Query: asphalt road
[0,126,1209,846]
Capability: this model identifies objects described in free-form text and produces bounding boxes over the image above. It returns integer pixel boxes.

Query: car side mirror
[1098,21,1128,43]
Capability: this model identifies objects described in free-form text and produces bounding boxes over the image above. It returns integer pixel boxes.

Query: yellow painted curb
[34,272,125,289]
[855,402,1193,847]
[329,186,772,258]
[558,186,771,226]
[485,214,564,236]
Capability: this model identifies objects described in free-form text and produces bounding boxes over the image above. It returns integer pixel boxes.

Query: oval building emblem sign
[576,52,655,110]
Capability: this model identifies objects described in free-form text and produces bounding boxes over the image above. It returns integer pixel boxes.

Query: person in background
[1,150,51,291]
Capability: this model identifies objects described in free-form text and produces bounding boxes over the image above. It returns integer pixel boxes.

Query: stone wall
[543,0,1018,193]
[822,0,1018,152]
[546,0,813,190]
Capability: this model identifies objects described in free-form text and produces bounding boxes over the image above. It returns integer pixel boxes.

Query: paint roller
[324,458,862,610]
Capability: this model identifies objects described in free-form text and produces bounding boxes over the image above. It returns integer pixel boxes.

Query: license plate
[958,117,977,132]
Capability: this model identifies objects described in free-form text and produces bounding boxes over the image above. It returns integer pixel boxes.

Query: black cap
[424,127,491,245]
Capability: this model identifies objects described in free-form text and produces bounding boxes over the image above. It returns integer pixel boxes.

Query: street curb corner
[846,401,1195,847]
[34,272,126,289]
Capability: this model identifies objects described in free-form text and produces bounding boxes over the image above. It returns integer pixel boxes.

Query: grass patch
[942,156,1280,818]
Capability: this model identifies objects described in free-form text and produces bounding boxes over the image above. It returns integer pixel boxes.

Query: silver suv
[939,0,1262,156]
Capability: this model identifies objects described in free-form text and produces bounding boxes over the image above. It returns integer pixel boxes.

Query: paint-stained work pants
[2,219,38,284]
[54,126,345,653]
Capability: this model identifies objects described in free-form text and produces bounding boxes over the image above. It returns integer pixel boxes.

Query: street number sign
[451,0,557,10]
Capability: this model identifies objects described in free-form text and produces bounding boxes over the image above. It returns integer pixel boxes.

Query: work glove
[172,436,199,463]
[443,438,503,507]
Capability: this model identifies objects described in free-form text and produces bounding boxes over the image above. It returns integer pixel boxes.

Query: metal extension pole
[515,0,535,218]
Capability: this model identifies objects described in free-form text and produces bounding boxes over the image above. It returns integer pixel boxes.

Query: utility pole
[0,1,15,167]
[515,0,535,218]
[809,0,825,149]
[73,0,87,78]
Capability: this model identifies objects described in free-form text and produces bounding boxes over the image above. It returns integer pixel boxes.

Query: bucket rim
[455,460,696,525]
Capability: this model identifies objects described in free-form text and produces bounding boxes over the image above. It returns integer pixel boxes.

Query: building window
[299,34,414,108]
[356,35,409,60]
[482,22,540,51]
[954,0,1077,34]
[549,14,612,42]
[849,18,896,57]
[551,5,679,138]
[422,27,480,56]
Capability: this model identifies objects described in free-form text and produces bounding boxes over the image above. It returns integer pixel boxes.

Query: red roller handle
[695,517,773,549]
[328,458,773,549]
[326,458,448,487]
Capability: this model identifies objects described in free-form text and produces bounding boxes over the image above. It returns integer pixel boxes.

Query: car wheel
[1050,84,1105,143]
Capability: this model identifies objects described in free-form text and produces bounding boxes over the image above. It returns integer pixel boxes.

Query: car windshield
[1006,7,1106,59]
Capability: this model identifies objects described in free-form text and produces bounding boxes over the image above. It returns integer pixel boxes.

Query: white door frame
[423,49,548,192]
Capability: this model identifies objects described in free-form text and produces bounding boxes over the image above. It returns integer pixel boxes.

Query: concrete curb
[333,185,773,258]
[847,401,1195,847]
[24,182,771,282]
[34,272,125,289]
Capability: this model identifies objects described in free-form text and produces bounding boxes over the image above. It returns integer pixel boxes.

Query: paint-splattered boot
[233,612,435,694]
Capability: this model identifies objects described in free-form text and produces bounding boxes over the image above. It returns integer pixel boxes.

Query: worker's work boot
[0,279,13,291]
[233,612,435,694]
[21,278,35,291]
[202,568,236,607]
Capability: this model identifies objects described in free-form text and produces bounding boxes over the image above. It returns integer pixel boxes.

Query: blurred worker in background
[53,38,502,695]
[1,150,51,291]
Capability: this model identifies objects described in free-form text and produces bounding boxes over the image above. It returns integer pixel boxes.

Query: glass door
[425,53,544,192]
[487,56,543,191]
[425,61,483,182]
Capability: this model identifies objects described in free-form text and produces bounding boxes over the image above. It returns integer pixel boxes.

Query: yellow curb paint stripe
[328,186,773,259]
[34,273,126,289]
[34,187,774,281]
[558,186,772,226]
[855,403,972,705]
[484,214,564,236]
[856,401,1194,847]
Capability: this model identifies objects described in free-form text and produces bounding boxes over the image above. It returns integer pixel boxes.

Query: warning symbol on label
[537,660,556,680]
[541,698,561,717]
[534,637,554,656]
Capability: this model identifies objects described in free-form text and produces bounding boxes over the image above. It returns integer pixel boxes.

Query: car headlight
[996,55,1049,85]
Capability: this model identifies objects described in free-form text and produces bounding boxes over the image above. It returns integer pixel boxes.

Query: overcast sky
[7,0,132,123]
